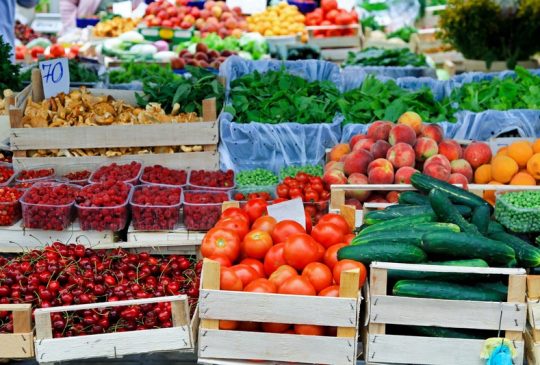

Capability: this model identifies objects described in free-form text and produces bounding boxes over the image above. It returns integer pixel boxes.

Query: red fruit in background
[243,198,268,223]
[240,258,265,277]
[244,278,277,293]
[367,121,393,141]
[333,259,366,287]
[201,227,241,262]
[370,140,391,159]
[394,166,419,184]
[349,134,367,149]
[343,149,374,176]
[251,216,277,234]
[242,230,273,259]
[263,243,287,276]
[352,138,376,152]
[321,0,338,12]
[278,276,316,296]
[323,243,347,270]
[388,124,417,146]
[268,265,297,289]
[302,262,332,293]
[215,217,250,240]
[438,140,463,162]
[319,285,340,297]
[448,173,469,189]
[230,264,260,287]
[209,254,232,267]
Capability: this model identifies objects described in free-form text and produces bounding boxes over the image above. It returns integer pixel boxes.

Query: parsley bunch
[0,36,21,92]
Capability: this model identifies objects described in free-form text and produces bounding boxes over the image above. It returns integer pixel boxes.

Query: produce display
[93,17,140,38]
[177,33,269,60]
[0,164,14,185]
[189,169,235,189]
[16,167,55,182]
[236,169,279,187]
[90,161,142,184]
[305,0,359,36]
[140,165,188,186]
[174,46,234,70]
[247,3,306,38]
[495,191,540,233]
[131,185,182,230]
[344,47,429,67]
[279,164,324,179]
[108,62,174,85]
[14,20,56,45]
[386,26,418,43]
[183,190,230,230]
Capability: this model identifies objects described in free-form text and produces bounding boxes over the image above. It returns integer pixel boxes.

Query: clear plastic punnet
[183,190,231,231]
[131,184,183,231]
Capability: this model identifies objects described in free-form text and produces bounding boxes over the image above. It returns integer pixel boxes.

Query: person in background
[0,0,39,61]
[60,0,142,33]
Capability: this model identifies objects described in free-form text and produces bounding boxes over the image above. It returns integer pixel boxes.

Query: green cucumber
[428,189,480,235]
[393,280,506,301]
[353,224,460,246]
[411,173,490,209]
[398,191,429,205]
[359,222,458,238]
[420,232,516,265]
[387,259,489,281]
[488,231,540,267]
[337,243,427,265]
[364,204,470,225]
[359,213,435,236]
[409,326,486,339]
[471,204,491,235]
[488,221,506,235]
[477,282,508,298]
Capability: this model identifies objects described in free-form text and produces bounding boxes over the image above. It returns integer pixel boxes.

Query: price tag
[226,0,266,14]
[267,198,306,229]
[337,0,356,11]
[112,1,133,18]
[39,58,70,99]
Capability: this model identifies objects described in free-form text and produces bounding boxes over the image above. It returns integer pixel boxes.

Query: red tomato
[252,216,277,234]
[221,207,250,225]
[305,211,312,233]
[30,46,44,59]
[335,12,354,25]
[323,243,347,270]
[244,278,277,293]
[276,184,289,198]
[333,260,367,288]
[296,172,309,183]
[240,258,265,277]
[325,9,339,23]
[288,187,303,199]
[201,228,241,262]
[302,262,333,293]
[263,243,287,276]
[294,324,325,336]
[215,217,250,240]
[283,234,320,270]
[317,214,351,235]
[208,254,232,267]
[278,276,316,296]
[268,265,297,289]
[316,242,325,261]
[271,220,305,244]
[319,285,340,297]
[243,230,273,259]
[219,320,238,330]
[220,267,243,291]
[50,44,65,58]
[311,222,345,249]
[272,197,287,204]
[231,264,260,287]
[344,234,355,244]
[304,190,319,203]
[321,0,338,12]
[262,322,290,333]
[244,198,268,223]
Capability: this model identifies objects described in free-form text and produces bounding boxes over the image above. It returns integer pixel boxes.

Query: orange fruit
[497,146,508,156]
[474,164,492,184]
[491,155,518,183]
[533,139,540,154]
[507,141,534,168]
[510,172,536,186]
[483,181,502,206]
[527,153,540,179]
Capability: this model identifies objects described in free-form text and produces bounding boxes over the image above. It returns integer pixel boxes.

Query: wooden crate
[307,24,362,49]
[366,262,527,365]
[198,257,362,365]
[526,275,540,365]
[34,295,197,363]
[416,5,446,29]
[9,78,219,170]
[0,304,34,359]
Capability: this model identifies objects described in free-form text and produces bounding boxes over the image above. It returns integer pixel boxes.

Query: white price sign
[226,0,266,14]
[39,58,70,99]
[112,1,133,18]
[337,0,356,11]
[267,198,306,229]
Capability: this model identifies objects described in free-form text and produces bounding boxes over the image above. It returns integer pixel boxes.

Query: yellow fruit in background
[497,146,508,156]
[527,153,540,179]
[483,181,503,205]
[491,155,518,183]
[474,164,492,184]
[507,141,533,168]
[510,172,536,185]
[533,139,540,153]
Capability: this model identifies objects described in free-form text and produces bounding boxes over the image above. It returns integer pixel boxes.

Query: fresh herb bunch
[20,59,99,83]
[0,36,21,92]
[109,62,173,84]
[226,68,341,124]
[344,47,428,67]
[136,66,224,115]
[339,75,450,124]
[387,26,418,43]
[439,0,540,69]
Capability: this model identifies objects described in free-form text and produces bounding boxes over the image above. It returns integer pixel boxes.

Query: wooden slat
[0,303,32,311]
[201,259,220,330]
[371,262,526,275]
[202,98,217,122]
[369,267,387,336]
[31,68,44,102]
[339,204,356,231]
[0,333,34,358]
[507,274,527,341]
[337,269,360,337]
[524,327,540,365]
[35,311,52,340]
[199,289,357,327]
[367,334,524,365]
[528,275,540,299]
[370,295,526,331]
[12,307,32,333]
[171,299,190,327]
[331,183,540,192]
[330,189,345,210]
[198,330,356,365]
[34,326,192,363]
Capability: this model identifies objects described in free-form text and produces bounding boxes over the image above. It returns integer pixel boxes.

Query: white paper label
[226,0,266,14]
[39,58,70,99]
[267,198,306,229]
[112,1,133,18]
[337,0,356,11]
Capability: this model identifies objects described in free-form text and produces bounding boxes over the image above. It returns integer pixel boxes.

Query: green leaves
[1,36,21,92]
[344,47,428,67]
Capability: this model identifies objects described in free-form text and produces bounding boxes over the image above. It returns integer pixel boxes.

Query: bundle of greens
[108,62,173,84]
[136,66,224,116]
[0,36,21,92]
[226,68,341,124]
[387,26,418,43]
[20,59,99,84]
[344,47,428,67]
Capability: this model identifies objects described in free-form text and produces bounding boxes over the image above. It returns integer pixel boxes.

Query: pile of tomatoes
[305,0,358,37]
[200,205,366,336]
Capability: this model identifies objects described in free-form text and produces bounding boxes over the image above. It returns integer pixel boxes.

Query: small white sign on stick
[267,198,306,229]
[337,0,356,12]
[39,58,70,99]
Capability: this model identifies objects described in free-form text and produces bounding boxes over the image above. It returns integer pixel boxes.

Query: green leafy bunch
[0,36,21,92]
[344,47,428,67]
[109,62,173,84]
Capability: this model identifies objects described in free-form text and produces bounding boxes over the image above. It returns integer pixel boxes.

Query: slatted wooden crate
[525,275,540,364]
[366,262,527,365]
[416,5,446,29]
[307,24,362,49]
[0,304,34,359]
[8,75,219,170]
[34,295,197,363]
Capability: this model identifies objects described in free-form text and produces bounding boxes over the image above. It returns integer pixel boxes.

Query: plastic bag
[451,68,540,87]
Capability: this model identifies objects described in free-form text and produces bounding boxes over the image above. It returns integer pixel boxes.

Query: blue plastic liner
[342,65,437,80]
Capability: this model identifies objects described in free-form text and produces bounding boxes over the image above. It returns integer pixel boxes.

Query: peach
[368,158,394,173]
[329,144,350,162]
[388,124,417,146]
[367,121,393,141]
[394,166,419,184]
[420,124,444,143]
[386,191,400,203]
[324,161,344,172]
[345,173,371,202]
[349,134,367,149]
[398,111,423,134]
[463,142,492,169]
[448,173,469,189]
[323,169,347,186]
[368,166,394,184]
[343,149,373,176]
[352,138,376,152]
[438,140,463,161]
[450,159,473,182]
[367,196,388,203]
[424,154,451,171]
[414,137,439,162]
[386,143,415,169]
[423,163,451,182]
[345,198,362,210]
[370,140,391,159]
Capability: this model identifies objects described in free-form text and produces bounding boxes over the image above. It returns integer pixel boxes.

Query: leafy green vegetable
[0,36,21,92]
[227,68,341,124]
[344,47,428,67]
[108,62,173,84]
[136,66,224,116]
[20,59,99,83]
[279,165,323,179]
[387,26,418,43]
[361,15,383,32]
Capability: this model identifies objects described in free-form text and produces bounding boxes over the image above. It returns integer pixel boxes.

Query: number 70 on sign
[39,58,70,98]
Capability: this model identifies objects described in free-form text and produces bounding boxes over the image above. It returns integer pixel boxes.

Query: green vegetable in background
[495,191,540,233]
[344,47,428,67]
[226,68,341,124]
[387,26,418,43]
[109,62,173,84]
[20,59,99,83]
[236,169,279,186]
[0,36,21,92]
[279,165,323,179]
